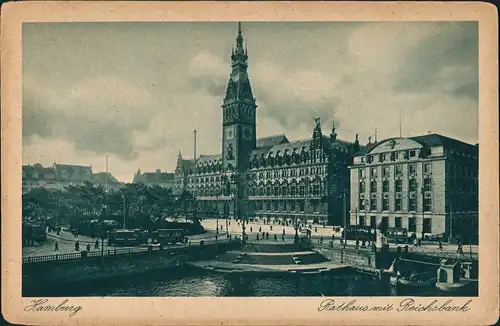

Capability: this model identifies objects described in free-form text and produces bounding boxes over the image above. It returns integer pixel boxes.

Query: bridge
[22,241,216,264]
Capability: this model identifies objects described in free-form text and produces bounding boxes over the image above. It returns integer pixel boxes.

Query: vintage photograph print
[2,2,498,325]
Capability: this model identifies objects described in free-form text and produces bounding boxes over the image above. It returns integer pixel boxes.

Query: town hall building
[173,23,361,226]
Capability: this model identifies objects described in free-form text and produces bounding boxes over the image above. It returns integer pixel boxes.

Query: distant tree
[177,190,196,223]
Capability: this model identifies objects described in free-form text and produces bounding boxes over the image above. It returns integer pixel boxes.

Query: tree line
[22,182,198,230]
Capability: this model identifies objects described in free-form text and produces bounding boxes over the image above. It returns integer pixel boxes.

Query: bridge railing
[22,238,234,264]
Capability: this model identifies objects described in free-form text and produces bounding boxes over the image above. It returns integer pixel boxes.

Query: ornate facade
[174,23,360,225]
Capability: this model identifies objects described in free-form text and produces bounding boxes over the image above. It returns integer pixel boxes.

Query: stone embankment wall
[23,242,238,290]
[313,246,396,269]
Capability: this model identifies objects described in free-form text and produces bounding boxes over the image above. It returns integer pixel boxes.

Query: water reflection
[25,266,474,297]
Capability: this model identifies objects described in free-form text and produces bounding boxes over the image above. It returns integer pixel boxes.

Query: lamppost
[101,205,106,256]
[342,192,347,245]
[215,193,219,241]
[121,195,126,229]
[355,206,358,241]
[421,186,425,241]
[364,199,370,244]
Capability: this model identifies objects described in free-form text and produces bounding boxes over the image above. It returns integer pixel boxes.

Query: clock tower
[221,22,257,174]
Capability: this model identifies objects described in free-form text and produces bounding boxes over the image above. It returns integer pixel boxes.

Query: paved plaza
[22,218,477,260]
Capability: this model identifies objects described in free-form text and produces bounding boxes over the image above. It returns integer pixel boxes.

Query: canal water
[26,266,475,297]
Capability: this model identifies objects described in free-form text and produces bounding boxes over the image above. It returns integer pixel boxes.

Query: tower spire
[330,115,337,142]
[224,22,254,105]
[235,21,244,54]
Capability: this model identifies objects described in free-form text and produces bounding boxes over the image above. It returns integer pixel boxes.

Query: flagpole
[105,154,108,192]
[399,108,402,137]
[193,130,197,221]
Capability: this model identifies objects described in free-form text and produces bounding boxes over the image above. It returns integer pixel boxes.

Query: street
[22,218,478,259]
[201,218,478,257]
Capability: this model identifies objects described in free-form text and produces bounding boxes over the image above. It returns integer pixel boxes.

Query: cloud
[21,22,478,182]
[23,75,158,160]
[393,22,478,98]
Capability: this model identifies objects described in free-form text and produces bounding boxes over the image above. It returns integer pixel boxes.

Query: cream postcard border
[1,1,499,325]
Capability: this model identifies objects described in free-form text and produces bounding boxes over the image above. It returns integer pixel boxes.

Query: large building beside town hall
[349,134,478,238]
[173,23,360,226]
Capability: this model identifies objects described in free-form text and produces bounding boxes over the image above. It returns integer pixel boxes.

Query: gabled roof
[54,164,93,176]
[354,133,476,157]
[134,171,175,184]
[197,154,222,164]
[93,172,120,185]
[256,134,289,148]
[251,136,354,160]
[410,133,476,152]
[22,165,56,180]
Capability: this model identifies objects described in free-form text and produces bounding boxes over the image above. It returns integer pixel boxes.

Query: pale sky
[22,21,478,183]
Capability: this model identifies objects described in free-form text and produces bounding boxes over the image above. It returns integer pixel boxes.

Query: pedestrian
[282,234,285,242]
[274,234,277,242]
[282,228,285,235]
[257,233,260,241]
[266,232,269,240]
[355,239,360,250]
[86,244,91,252]
[259,226,262,232]
[75,240,80,251]
[438,240,443,250]
[250,226,253,232]
[270,225,273,231]
[95,240,99,249]
[320,236,323,245]
[54,241,59,251]
[229,221,231,226]
[331,234,335,241]
[315,227,318,233]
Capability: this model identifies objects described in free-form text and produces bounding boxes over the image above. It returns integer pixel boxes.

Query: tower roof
[223,22,255,105]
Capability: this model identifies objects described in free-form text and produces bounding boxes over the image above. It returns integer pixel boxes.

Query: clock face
[243,126,253,140]
[226,126,234,140]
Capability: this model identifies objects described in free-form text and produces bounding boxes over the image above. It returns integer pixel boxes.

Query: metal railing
[23,238,233,264]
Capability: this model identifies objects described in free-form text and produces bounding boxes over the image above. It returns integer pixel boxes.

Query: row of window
[250,200,320,213]
[249,149,328,169]
[194,199,321,214]
[359,178,432,194]
[358,196,433,212]
[192,184,325,198]
[178,165,328,185]
[357,215,432,233]
[361,149,422,164]
[257,166,326,179]
[358,163,432,179]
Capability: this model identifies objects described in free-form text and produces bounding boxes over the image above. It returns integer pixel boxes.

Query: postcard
[1,1,498,325]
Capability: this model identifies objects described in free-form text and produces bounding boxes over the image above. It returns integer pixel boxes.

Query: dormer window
[409,150,416,158]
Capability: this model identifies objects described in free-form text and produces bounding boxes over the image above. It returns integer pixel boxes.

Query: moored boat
[436,278,477,293]
[398,276,437,288]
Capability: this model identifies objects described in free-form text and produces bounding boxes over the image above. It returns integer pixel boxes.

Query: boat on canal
[389,272,437,288]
